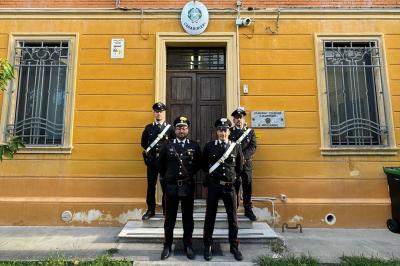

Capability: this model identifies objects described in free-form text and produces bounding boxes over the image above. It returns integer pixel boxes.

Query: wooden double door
[166,70,226,198]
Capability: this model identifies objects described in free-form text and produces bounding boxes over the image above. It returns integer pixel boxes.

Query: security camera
[236,17,252,27]
[242,17,252,26]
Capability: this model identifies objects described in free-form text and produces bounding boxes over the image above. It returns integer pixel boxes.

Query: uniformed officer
[229,107,257,221]
[202,118,244,261]
[158,116,201,260]
[141,102,175,220]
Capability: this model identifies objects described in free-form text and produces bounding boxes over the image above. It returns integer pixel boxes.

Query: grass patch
[106,248,119,256]
[269,238,287,254]
[0,255,131,266]
[256,255,320,266]
[339,256,400,266]
[256,255,400,266]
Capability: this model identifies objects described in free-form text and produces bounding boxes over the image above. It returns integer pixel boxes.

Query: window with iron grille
[323,40,389,147]
[2,38,74,149]
[167,48,226,70]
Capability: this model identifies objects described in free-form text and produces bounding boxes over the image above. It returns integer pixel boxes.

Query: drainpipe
[236,1,241,108]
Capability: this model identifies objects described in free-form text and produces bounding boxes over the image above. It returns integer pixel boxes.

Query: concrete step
[143,213,253,229]
[119,221,277,239]
[189,199,244,213]
[133,261,253,266]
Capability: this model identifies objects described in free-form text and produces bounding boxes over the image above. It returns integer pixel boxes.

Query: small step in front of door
[119,221,277,239]
[143,212,253,229]
[118,199,278,240]
[189,199,244,213]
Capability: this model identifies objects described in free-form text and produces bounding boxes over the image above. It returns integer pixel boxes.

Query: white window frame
[0,33,78,154]
[315,33,398,156]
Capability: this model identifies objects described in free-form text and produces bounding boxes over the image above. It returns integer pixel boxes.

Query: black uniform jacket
[202,140,244,184]
[158,139,202,183]
[229,126,257,171]
[141,121,175,166]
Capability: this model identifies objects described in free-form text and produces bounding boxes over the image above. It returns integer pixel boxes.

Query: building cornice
[0,7,399,20]
[0,7,399,11]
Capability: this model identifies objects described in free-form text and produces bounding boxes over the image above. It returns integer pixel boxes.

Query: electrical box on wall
[243,84,249,94]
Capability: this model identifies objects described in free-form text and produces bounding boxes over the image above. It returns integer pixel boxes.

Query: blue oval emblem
[188,7,202,22]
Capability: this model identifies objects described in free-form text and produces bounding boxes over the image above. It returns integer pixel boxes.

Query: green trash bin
[383,167,400,233]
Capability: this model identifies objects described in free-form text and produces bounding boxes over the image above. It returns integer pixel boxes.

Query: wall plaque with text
[251,111,285,128]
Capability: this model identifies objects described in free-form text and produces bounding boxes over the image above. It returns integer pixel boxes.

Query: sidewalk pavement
[0,226,399,265]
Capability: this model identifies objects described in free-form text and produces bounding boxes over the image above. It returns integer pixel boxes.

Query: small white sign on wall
[251,111,285,128]
[111,38,124,59]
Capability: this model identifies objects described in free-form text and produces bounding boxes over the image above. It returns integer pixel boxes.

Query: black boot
[203,245,212,261]
[244,207,257,221]
[230,246,243,261]
[141,209,155,220]
[184,245,195,260]
[161,245,171,260]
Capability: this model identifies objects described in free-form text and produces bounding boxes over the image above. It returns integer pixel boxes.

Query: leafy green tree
[0,58,25,161]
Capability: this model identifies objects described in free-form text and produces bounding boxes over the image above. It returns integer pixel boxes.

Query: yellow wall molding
[1,9,400,20]
[155,32,238,114]
[0,33,79,154]
[314,33,398,156]
[154,32,238,204]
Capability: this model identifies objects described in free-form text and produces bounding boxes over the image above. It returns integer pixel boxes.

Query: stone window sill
[320,147,398,156]
[17,146,73,154]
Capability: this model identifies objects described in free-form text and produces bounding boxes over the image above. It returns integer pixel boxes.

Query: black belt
[211,179,234,186]
[167,177,192,186]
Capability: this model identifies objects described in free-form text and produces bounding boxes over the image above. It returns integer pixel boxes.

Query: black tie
[157,123,162,129]
[181,142,185,149]
[221,142,226,150]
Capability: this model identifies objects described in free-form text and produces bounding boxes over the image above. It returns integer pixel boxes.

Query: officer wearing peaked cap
[158,116,201,260]
[229,107,257,221]
[141,102,175,220]
[202,118,244,261]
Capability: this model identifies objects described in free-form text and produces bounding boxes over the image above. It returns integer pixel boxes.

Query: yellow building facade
[0,9,399,227]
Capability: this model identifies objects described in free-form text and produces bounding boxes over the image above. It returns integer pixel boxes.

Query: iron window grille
[167,48,226,70]
[6,40,70,146]
[323,40,388,147]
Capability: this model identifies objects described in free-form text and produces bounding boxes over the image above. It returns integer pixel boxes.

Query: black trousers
[164,191,194,247]
[203,183,239,248]
[146,166,165,212]
[241,170,253,208]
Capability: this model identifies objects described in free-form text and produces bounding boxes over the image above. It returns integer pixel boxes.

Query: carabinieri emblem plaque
[181,1,209,35]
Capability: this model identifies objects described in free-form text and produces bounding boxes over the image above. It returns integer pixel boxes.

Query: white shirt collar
[236,125,248,130]
[234,123,248,130]
[175,138,188,144]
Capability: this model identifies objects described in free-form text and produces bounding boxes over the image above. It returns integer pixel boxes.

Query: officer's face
[217,128,230,140]
[154,110,165,121]
[175,125,189,140]
[233,116,245,127]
